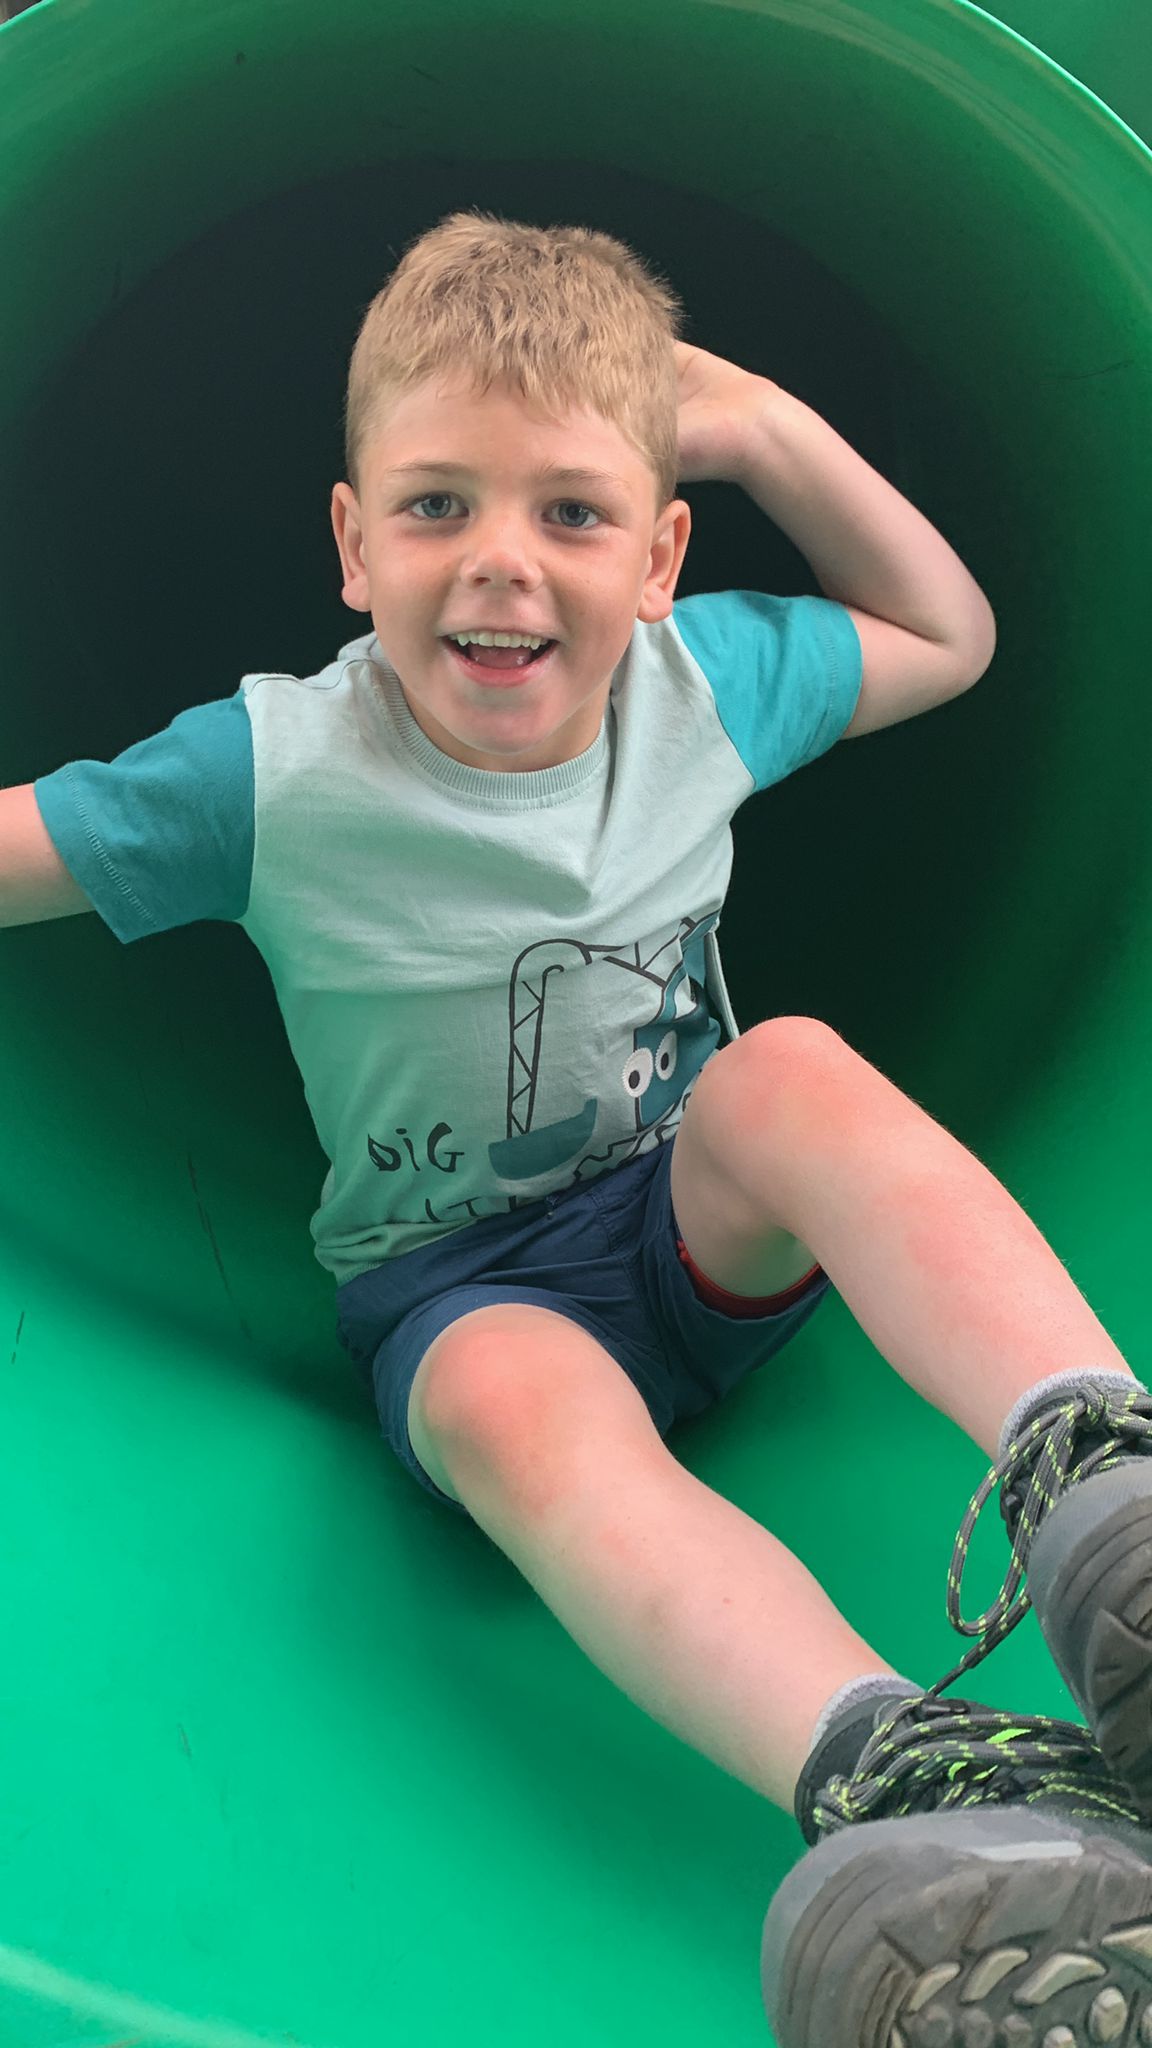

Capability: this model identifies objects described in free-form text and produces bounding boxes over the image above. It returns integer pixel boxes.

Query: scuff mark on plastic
[1039,355,1140,380]
[186,1155,253,1343]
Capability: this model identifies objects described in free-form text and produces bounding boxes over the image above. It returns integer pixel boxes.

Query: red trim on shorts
[675,1236,824,1317]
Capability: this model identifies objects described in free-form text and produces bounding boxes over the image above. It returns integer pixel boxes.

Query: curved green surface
[1,0,1151,2041]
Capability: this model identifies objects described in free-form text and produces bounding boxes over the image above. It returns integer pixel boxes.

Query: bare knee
[700,1014,876,1154]
[409,1304,658,1525]
[411,1306,563,1513]
[734,1015,853,1093]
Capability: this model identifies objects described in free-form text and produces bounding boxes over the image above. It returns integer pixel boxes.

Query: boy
[4,210,1152,2045]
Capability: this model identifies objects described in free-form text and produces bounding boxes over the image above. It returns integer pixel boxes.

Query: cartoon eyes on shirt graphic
[486,909,722,1184]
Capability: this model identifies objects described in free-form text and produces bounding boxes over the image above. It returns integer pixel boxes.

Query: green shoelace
[814,1387,1152,1840]
[940,1384,1152,1693]
[813,1690,1141,1836]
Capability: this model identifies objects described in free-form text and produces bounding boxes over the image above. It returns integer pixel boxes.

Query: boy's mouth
[441,637,559,687]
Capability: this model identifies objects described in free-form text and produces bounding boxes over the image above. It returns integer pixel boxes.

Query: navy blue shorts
[334,1137,830,1515]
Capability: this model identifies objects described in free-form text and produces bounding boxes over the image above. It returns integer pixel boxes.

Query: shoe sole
[762,1808,1152,2048]
[1028,1472,1152,1815]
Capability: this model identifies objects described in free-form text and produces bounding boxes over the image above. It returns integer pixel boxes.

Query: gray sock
[810,1670,922,1752]
[996,1367,1146,1462]
[795,1671,923,1845]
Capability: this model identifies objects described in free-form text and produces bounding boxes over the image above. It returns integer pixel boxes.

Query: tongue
[466,642,536,668]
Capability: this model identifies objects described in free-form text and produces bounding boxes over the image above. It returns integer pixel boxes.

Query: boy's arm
[731,389,997,738]
[0,783,93,928]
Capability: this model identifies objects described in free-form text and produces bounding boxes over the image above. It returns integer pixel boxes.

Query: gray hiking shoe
[942,1381,1152,1816]
[762,1689,1152,2048]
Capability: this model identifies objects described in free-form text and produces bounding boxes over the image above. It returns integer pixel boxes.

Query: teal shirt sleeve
[671,590,862,790]
[32,691,255,944]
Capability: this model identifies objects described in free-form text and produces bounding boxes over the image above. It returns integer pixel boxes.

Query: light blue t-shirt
[34,592,862,1286]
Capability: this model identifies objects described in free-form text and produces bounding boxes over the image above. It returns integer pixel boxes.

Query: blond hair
[343,209,686,515]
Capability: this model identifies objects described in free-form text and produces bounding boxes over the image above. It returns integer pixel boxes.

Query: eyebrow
[379,460,630,491]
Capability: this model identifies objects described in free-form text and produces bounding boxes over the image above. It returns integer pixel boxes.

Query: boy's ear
[638,497,692,624]
[331,482,371,612]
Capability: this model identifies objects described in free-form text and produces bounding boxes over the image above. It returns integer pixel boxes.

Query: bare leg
[410,1304,904,1813]
[671,1017,1134,1461]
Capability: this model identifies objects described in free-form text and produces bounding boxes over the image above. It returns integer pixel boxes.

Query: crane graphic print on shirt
[367,910,722,1229]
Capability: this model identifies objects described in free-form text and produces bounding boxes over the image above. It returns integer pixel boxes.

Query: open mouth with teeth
[442,636,559,682]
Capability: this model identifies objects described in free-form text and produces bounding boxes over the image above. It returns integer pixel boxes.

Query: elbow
[949,595,998,695]
[973,594,998,677]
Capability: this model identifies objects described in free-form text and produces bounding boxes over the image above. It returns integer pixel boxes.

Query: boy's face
[331,376,691,773]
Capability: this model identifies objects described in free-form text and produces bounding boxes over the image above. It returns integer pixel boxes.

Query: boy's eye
[405,493,602,530]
